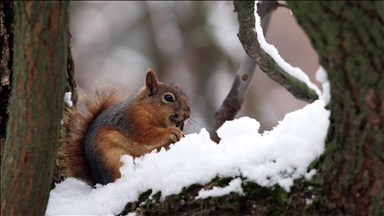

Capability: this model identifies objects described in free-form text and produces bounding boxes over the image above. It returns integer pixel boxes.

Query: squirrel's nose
[173,113,181,121]
[173,111,190,122]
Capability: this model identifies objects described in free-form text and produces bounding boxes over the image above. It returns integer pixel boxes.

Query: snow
[64,92,73,107]
[196,178,244,199]
[47,98,330,215]
[316,66,331,104]
[305,198,313,205]
[254,3,321,97]
[304,169,317,180]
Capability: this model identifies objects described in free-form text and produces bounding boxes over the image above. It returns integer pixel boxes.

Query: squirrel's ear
[174,83,179,89]
[146,68,158,97]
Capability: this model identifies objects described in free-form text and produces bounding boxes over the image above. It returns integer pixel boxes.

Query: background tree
[1,2,69,215]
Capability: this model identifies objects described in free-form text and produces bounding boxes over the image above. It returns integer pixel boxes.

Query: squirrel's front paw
[168,126,183,144]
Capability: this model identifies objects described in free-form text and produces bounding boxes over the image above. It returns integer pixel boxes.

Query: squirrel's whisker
[189,118,204,129]
[185,118,203,134]
[191,114,204,119]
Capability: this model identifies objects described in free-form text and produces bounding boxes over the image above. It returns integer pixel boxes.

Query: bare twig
[208,0,277,143]
[234,0,318,102]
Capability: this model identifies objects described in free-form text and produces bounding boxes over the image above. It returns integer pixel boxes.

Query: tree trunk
[0,2,69,215]
[287,1,384,215]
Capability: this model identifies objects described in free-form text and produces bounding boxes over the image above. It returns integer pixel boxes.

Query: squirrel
[57,69,191,185]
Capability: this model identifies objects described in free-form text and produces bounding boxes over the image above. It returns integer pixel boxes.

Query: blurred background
[70,1,320,134]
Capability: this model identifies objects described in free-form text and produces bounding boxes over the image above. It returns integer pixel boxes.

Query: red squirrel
[57,69,191,185]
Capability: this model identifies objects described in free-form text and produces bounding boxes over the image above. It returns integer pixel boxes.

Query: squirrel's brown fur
[57,69,191,185]
[58,88,124,183]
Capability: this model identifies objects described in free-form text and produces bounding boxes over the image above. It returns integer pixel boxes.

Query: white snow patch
[304,169,316,180]
[196,178,244,200]
[46,98,330,215]
[306,194,316,205]
[254,3,321,96]
[305,198,313,205]
[316,66,331,105]
[315,66,327,83]
[64,92,73,107]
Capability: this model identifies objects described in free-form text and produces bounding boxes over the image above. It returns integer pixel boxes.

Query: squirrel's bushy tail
[57,88,124,184]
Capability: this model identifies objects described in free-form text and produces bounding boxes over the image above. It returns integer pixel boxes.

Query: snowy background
[47,2,331,215]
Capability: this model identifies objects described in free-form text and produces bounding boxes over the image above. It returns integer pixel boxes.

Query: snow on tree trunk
[0,2,69,215]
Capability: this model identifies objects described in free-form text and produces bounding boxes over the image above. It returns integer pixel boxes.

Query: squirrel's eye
[164,94,174,102]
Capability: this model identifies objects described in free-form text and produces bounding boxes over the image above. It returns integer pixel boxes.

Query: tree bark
[1,2,69,215]
[0,0,14,167]
[287,1,384,215]
[53,30,78,186]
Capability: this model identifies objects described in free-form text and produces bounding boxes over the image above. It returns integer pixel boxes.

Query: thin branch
[208,0,276,143]
[234,0,319,102]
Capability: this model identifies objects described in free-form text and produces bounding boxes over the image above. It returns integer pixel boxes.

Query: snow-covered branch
[234,0,319,102]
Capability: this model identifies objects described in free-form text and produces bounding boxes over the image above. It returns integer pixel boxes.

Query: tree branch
[234,0,319,103]
[209,0,276,143]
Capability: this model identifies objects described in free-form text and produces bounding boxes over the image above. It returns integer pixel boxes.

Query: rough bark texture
[121,1,384,215]
[53,30,78,186]
[0,2,69,216]
[65,32,77,105]
[288,1,384,215]
[0,0,13,167]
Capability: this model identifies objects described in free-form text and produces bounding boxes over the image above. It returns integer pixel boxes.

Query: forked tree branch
[209,0,277,143]
[234,0,319,102]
